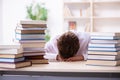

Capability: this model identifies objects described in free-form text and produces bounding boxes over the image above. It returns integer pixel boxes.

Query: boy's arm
[44,37,58,61]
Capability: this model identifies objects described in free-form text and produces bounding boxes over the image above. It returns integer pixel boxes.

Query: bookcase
[63,0,120,32]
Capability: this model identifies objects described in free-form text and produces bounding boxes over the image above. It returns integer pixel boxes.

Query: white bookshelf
[63,0,120,32]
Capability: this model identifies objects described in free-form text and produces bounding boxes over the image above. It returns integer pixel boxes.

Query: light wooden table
[0,61,120,78]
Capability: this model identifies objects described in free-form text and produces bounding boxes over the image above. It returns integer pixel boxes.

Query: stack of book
[0,42,31,68]
[86,32,120,66]
[15,20,48,64]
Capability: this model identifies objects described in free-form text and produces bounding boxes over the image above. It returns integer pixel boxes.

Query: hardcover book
[87,55,120,60]
[0,57,25,62]
[88,47,120,52]
[89,43,120,48]
[90,32,120,37]
[91,36,120,40]
[86,59,120,66]
[21,24,47,28]
[88,51,120,56]
[0,61,32,69]
[27,59,48,64]
[21,41,46,48]
[20,20,47,25]
[0,42,21,49]
[0,48,23,54]
[0,53,23,58]
[69,21,76,30]
[15,29,45,34]
[15,33,45,40]
[90,39,120,44]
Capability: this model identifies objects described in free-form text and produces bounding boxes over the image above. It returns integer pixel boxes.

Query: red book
[69,21,76,30]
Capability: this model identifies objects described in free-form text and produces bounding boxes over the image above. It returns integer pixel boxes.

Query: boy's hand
[66,55,84,61]
[56,54,63,61]
[56,54,84,61]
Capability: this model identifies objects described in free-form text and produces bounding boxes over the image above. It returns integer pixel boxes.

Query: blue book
[15,33,45,40]
[88,47,120,52]
[89,43,120,48]
[0,57,25,62]
[91,36,120,40]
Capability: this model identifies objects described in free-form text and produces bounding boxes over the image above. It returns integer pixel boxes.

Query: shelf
[63,0,120,32]
[64,2,90,8]
[64,2,90,4]
[93,17,120,19]
[94,1,120,4]
[64,17,90,20]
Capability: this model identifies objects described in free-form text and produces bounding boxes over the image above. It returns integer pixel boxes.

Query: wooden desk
[0,61,120,80]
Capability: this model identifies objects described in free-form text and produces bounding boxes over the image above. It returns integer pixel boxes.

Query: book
[0,48,23,54]
[90,39,120,44]
[15,33,45,40]
[20,20,47,25]
[23,48,45,56]
[24,52,45,56]
[21,41,46,48]
[0,57,25,62]
[86,59,120,66]
[23,47,45,52]
[69,21,76,30]
[14,39,46,43]
[0,61,32,69]
[88,51,120,56]
[88,55,120,60]
[90,32,120,37]
[16,27,46,30]
[64,6,72,17]
[88,47,120,52]
[15,29,45,34]
[0,42,21,49]
[27,59,48,64]
[25,55,44,59]
[91,36,120,40]
[21,24,47,28]
[89,43,120,48]
[0,53,23,58]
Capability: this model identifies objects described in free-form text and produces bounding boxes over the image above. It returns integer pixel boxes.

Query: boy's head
[57,31,80,59]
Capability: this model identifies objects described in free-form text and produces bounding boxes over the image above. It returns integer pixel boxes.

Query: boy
[44,31,90,61]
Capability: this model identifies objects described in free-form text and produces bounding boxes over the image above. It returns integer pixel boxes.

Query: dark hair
[57,31,80,59]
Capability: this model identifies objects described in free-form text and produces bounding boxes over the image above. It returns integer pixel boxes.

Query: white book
[20,20,47,24]
[16,26,46,30]
[0,42,21,49]
[0,48,23,54]
[14,39,46,43]
[23,47,45,52]
[21,42,45,48]
[15,34,45,40]
[24,52,45,56]
[88,47,120,52]
[88,55,120,60]
[88,51,120,56]
[91,36,120,40]
[90,32,120,37]
[90,39,120,44]
[0,61,32,69]
[86,60,120,66]
[89,43,120,48]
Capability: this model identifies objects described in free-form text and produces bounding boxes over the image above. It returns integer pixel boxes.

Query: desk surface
[0,61,120,73]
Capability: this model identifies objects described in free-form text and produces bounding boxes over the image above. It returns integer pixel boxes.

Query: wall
[46,0,64,38]
[1,0,64,42]
[0,0,3,41]
[2,0,28,42]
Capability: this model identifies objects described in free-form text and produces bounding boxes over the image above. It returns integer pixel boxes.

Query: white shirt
[44,31,91,61]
